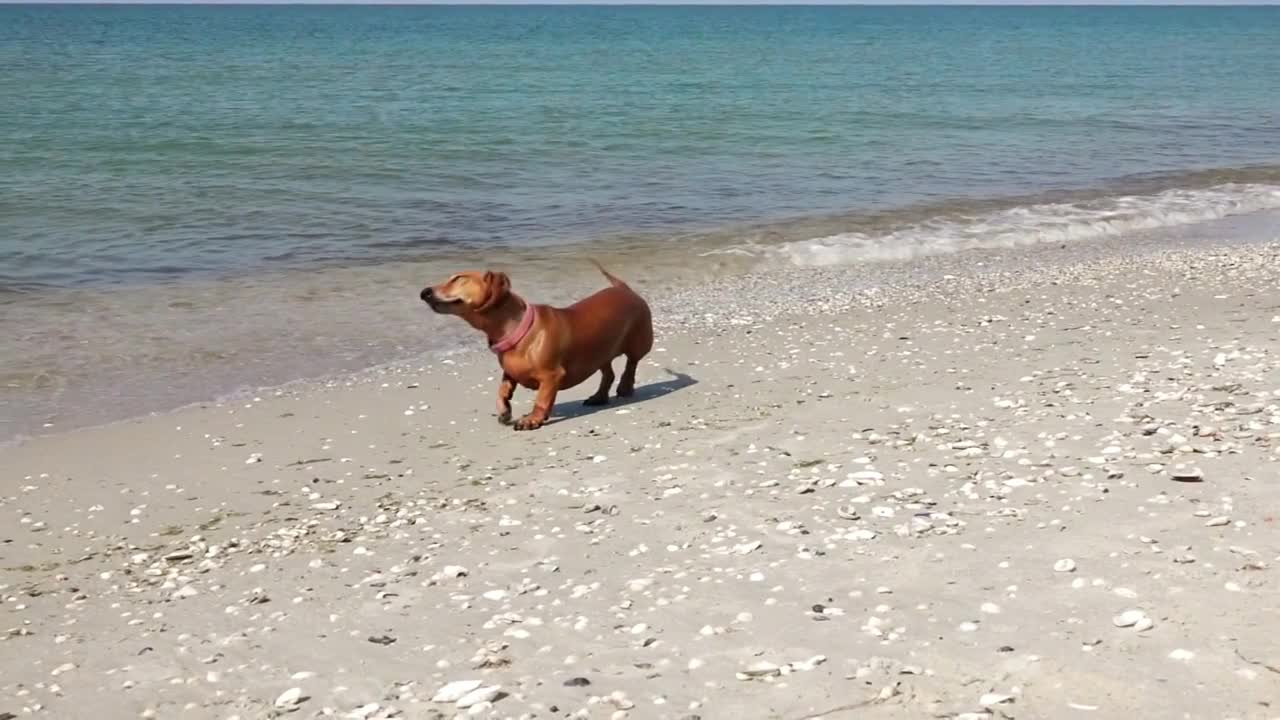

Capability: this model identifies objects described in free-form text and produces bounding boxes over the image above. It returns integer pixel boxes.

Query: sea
[3,4,1280,440]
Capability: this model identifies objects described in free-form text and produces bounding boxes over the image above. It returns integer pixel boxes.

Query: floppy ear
[475,271,511,312]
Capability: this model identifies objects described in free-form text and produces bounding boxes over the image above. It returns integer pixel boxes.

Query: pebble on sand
[1169,465,1204,483]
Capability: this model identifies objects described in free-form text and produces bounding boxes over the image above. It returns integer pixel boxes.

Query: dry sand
[3,240,1280,720]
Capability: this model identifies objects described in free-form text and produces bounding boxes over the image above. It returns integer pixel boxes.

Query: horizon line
[4,0,1279,5]
[4,1,1277,5]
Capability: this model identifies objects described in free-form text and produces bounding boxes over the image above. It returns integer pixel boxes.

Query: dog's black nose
[420,287,434,302]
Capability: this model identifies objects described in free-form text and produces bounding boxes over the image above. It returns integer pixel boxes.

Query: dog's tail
[589,259,629,289]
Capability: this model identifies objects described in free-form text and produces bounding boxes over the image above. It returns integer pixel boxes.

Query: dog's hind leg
[583,363,615,406]
[617,356,641,398]
[618,317,653,398]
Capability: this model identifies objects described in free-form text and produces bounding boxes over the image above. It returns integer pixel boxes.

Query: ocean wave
[715,182,1280,267]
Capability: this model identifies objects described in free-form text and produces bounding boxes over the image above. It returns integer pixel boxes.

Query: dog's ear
[475,271,511,312]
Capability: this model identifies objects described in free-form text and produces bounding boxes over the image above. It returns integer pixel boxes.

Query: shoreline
[3,229,1278,719]
[5,206,1279,447]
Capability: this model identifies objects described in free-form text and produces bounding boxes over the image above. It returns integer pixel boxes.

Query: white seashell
[1112,610,1146,628]
[455,685,502,708]
[431,680,483,703]
[980,693,1015,706]
[788,655,827,672]
[172,585,199,600]
[274,688,304,708]
[736,661,782,679]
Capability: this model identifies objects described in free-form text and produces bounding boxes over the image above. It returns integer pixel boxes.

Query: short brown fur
[421,262,653,430]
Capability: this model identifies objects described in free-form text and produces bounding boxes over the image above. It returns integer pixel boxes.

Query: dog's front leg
[496,374,516,425]
[514,368,564,431]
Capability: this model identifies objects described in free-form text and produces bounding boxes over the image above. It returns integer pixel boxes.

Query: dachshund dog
[421,262,652,430]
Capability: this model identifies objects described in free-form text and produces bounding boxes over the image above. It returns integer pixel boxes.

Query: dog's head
[420,271,512,318]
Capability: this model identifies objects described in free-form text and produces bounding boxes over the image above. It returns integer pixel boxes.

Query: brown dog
[421,262,653,430]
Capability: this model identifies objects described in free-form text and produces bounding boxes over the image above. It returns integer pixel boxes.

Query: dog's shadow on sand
[550,368,697,424]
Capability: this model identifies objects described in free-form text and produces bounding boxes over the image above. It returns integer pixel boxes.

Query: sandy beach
[4,237,1280,720]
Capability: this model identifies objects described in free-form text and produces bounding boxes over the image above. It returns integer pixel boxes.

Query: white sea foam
[722,183,1280,267]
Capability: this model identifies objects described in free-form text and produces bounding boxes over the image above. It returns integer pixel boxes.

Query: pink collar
[489,304,535,354]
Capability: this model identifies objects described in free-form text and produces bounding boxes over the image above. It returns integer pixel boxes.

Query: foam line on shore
[711,183,1280,266]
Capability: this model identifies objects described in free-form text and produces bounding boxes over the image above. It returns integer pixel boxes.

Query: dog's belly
[501,351,617,392]
[558,364,604,390]
[512,371,590,391]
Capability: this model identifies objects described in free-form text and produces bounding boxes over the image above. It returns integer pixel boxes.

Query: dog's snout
[420,287,434,303]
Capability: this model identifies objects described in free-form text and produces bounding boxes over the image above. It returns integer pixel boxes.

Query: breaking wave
[712,181,1280,267]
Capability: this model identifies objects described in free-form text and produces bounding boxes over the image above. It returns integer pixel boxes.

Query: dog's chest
[499,355,541,389]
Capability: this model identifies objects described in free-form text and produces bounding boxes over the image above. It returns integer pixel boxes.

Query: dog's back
[565,263,651,346]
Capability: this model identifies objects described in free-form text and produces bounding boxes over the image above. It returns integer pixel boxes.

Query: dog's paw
[513,415,544,431]
[497,411,513,426]
[582,395,609,407]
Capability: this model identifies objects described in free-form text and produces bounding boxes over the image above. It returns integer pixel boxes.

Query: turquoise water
[3,5,1280,436]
